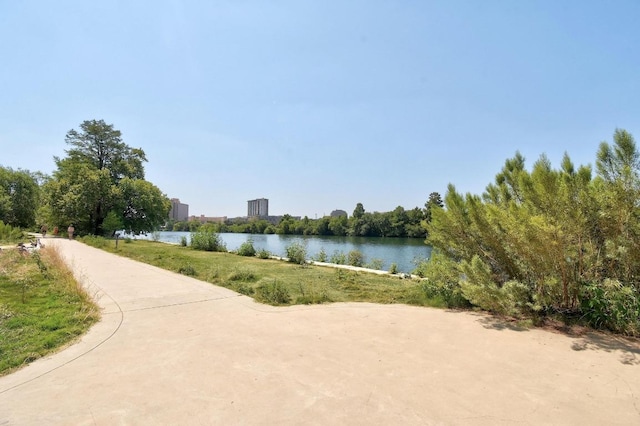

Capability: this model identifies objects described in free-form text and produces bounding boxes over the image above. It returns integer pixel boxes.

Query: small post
[115,232,120,249]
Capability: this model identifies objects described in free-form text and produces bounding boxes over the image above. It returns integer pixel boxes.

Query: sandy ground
[1,238,639,425]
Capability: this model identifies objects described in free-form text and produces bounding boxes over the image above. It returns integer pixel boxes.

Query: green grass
[83,238,434,307]
[0,246,100,375]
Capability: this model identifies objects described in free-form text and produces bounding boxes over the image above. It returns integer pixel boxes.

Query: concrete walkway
[1,239,639,425]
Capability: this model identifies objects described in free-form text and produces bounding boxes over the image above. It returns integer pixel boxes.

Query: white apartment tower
[247,198,269,218]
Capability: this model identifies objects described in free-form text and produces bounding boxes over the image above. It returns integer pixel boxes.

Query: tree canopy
[42,120,169,236]
[0,166,40,228]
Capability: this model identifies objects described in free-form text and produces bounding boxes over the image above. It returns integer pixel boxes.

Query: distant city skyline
[2,2,639,218]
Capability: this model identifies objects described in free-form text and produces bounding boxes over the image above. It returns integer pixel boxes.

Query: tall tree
[64,119,146,181]
[43,120,169,235]
[0,166,40,228]
[424,192,444,223]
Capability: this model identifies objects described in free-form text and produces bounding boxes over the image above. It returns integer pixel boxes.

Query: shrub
[178,264,197,276]
[330,250,346,265]
[0,220,23,242]
[234,283,255,296]
[366,258,384,270]
[237,240,257,257]
[313,248,328,263]
[257,249,271,259]
[256,280,291,305]
[80,235,108,248]
[412,256,430,278]
[180,236,188,247]
[459,256,508,314]
[347,250,365,267]
[190,228,226,252]
[389,263,399,274]
[228,267,258,282]
[419,251,469,308]
[580,279,640,336]
[285,242,307,265]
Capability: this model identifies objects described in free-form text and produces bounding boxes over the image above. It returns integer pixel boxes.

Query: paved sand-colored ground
[1,238,639,425]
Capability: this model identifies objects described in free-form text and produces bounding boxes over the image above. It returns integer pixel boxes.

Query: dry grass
[0,245,100,375]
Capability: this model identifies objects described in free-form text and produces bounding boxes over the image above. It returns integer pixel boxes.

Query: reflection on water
[142,232,431,273]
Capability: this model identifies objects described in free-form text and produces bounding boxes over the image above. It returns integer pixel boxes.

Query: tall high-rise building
[170,198,189,221]
[247,198,269,217]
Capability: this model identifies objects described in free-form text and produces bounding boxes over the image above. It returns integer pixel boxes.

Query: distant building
[170,198,189,221]
[247,198,269,218]
[189,215,227,224]
[330,209,348,218]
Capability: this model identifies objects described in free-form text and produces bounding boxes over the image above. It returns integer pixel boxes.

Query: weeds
[0,246,99,375]
[228,267,258,282]
[257,249,271,259]
[178,264,197,276]
[256,279,291,305]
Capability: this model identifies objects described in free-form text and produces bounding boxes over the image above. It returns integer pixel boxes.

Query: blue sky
[2,1,639,218]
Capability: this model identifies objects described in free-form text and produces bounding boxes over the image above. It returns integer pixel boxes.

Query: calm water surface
[144,232,431,273]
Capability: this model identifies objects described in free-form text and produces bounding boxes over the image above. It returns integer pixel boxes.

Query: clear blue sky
[2,1,639,218]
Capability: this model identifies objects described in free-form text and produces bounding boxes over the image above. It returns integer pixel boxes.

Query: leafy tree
[328,214,348,236]
[64,119,146,181]
[43,120,169,235]
[424,192,444,223]
[405,207,426,238]
[0,167,40,228]
[349,202,368,236]
[276,214,294,234]
[389,206,408,237]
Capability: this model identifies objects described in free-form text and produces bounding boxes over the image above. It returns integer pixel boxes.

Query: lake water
[141,232,431,274]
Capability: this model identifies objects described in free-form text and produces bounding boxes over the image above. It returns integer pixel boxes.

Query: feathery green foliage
[425,129,640,335]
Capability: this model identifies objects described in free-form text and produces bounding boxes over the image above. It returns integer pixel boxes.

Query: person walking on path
[40,225,47,238]
[67,224,75,240]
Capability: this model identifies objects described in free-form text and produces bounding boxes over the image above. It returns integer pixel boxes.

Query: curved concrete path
[1,239,639,425]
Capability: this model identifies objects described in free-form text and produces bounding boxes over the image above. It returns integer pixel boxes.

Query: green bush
[228,267,258,282]
[366,258,384,270]
[178,264,197,276]
[459,256,507,314]
[0,220,23,242]
[234,283,255,296]
[190,228,226,252]
[347,250,365,267]
[80,235,108,248]
[419,251,469,308]
[180,236,188,247]
[257,249,271,259]
[313,248,328,263]
[256,280,291,305]
[580,279,640,336]
[389,263,399,274]
[237,240,257,257]
[285,242,307,265]
[330,250,346,265]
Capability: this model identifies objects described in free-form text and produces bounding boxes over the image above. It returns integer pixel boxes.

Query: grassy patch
[0,246,100,375]
[82,239,437,307]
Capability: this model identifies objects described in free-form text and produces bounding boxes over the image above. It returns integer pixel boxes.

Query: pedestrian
[68,224,75,240]
[40,225,47,238]
[53,226,59,236]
